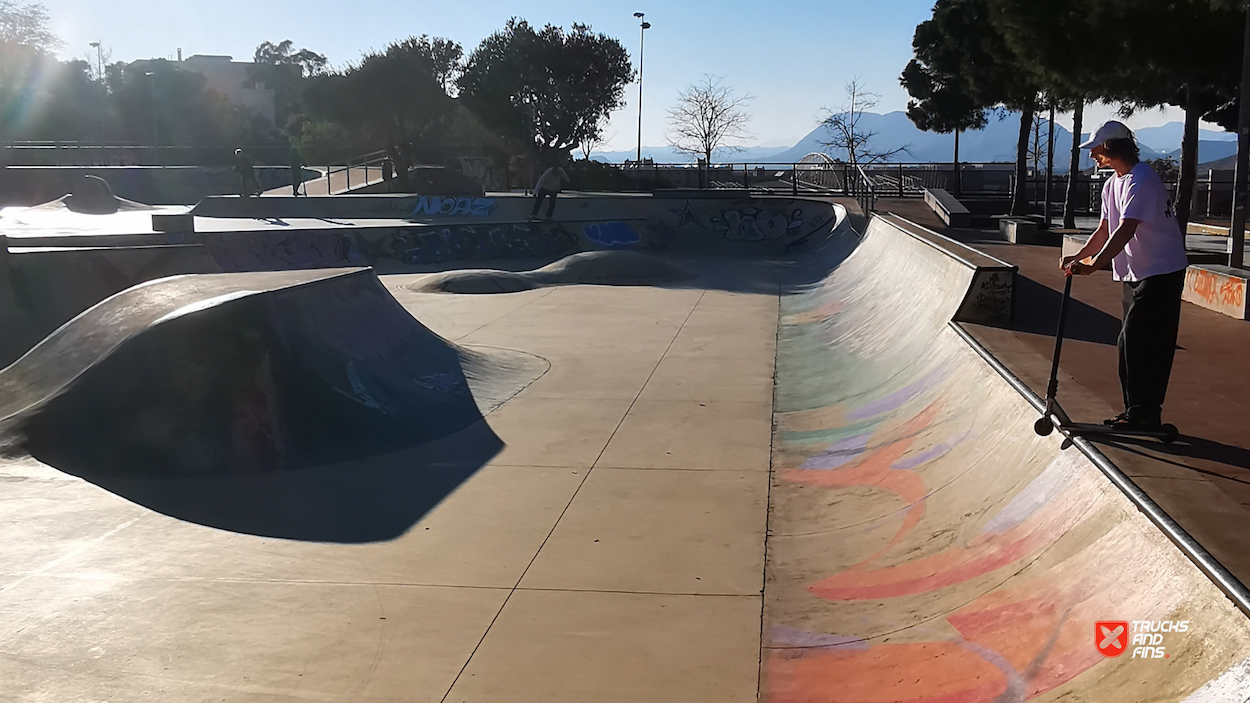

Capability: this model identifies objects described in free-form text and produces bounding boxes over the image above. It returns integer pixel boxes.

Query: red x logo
[1096,621,1129,657]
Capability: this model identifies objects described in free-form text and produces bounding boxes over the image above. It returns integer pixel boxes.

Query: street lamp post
[634,12,650,165]
[89,42,103,143]
[1229,7,1250,269]
[144,71,160,166]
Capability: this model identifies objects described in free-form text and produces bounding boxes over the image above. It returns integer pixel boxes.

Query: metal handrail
[949,321,1250,619]
[323,149,390,194]
[853,163,877,214]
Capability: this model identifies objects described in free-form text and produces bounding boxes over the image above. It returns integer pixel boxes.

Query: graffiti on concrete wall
[456,157,508,191]
[1185,266,1246,315]
[409,196,496,218]
[209,231,362,271]
[583,221,641,248]
[376,223,579,266]
[711,206,806,241]
[208,222,579,271]
[958,270,1013,325]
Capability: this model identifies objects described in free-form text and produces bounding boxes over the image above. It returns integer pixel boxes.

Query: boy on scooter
[1062,120,1189,430]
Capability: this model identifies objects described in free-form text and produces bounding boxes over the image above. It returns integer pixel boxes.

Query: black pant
[1119,269,1185,423]
[531,188,557,219]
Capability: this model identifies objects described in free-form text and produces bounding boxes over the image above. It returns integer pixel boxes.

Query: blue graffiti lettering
[583,221,641,248]
[410,196,497,218]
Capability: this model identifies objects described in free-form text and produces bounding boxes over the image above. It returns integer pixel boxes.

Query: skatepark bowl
[2,191,1250,701]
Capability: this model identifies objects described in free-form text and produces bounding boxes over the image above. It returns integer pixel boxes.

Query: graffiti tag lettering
[410,196,496,218]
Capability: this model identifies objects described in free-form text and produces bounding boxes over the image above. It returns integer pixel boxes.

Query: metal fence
[615,160,1020,198]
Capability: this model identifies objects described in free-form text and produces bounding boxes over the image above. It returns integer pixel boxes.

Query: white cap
[1079,120,1134,149]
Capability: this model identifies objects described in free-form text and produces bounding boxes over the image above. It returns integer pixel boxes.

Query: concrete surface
[6,193,1250,701]
[0,275,781,702]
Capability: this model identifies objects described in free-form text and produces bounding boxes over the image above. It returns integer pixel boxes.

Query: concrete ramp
[764,216,1250,701]
[0,268,544,480]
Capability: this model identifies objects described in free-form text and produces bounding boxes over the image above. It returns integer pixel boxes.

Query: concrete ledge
[1000,218,1061,246]
[923,187,971,228]
[152,213,195,233]
[1188,222,1231,236]
[1065,232,1228,266]
[1184,264,1249,320]
[877,212,1016,325]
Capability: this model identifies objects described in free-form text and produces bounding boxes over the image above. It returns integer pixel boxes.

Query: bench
[923,187,971,228]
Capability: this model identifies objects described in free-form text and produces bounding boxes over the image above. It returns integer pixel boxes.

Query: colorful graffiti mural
[765,217,1250,702]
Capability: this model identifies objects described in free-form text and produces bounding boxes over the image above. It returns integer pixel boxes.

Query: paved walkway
[878,196,1250,585]
[0,279,779,702]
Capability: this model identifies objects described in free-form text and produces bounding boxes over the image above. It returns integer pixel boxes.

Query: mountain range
[590,115,1239,172]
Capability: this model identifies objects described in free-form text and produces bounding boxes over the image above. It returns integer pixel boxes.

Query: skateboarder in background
[1061,120,1189,430]
[289,145,304,196]
[530,159,569,221]
[234,148,261,197]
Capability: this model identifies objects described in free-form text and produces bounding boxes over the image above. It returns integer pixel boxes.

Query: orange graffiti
[1187,268,1245,311]
[1186,268,1219,304]
[1221,277,1245,307]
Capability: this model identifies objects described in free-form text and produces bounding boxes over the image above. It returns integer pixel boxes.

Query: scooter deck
[1060,422,1179,443]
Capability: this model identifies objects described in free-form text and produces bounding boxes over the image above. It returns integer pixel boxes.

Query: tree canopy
[457,19,633,164]
[903,0,1043,214]
[250,39,328,132]
[988,0,1243,229]
[303,36,460,187]
[0,0,58,50]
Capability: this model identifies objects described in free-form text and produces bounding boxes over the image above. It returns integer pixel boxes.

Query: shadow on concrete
[2,269,514,543]
[1094,434,1250,475]
[980,275,1123,346]
[58,420,502,543]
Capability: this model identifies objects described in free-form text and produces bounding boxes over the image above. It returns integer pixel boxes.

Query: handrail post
[898,163,904,197]
[792,163,798,196]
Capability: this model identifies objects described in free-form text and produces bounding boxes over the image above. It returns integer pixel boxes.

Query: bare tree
[1027,111,1048,179]
[820,78,908,166]
[665,74,753,163]
[578,122,611,161]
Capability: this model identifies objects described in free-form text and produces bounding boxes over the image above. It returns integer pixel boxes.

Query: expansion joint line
[438,291,707,703]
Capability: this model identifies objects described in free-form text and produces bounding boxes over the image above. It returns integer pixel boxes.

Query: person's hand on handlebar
[1061,254,1097,277]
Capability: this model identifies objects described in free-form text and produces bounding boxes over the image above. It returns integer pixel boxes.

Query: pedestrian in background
[289,145,304,197]
[234,148,261,197]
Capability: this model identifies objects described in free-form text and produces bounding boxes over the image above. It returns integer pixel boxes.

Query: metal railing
[851,164,877,214]
[322,149,390,194]
[616,160,1021,201]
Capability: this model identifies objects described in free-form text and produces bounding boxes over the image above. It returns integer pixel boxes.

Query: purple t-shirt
[1100,162,1189,282]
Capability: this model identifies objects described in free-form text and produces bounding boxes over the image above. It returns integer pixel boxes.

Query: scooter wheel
[1160,424,1179,445]
[1033,417,1054,436]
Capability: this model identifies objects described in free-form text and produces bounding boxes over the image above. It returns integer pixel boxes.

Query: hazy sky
[44,0,1198,152]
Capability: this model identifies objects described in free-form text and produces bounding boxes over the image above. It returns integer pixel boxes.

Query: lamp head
[634,12,644,18]
[641,22,651,29]
[89,41,100,48]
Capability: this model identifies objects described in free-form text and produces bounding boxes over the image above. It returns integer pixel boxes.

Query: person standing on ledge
[1061,120,1189,430]
[530,159,569,221]
[234,148,261,197]
[288,144,305,197]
